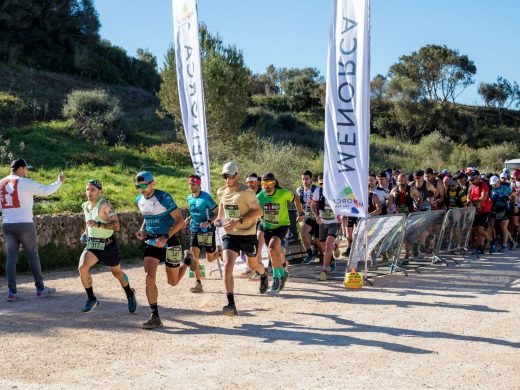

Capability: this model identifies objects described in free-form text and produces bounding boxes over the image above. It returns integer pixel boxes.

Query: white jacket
[0,174,62,224]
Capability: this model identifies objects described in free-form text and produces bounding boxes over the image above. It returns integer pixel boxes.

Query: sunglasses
[222,173,237,180]
[261,180,275,186]
[135,182,150,189]
[318,182,324,186]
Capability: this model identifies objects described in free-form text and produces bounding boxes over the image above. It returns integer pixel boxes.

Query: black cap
[414,170,424,177]
[87,179,102,190]
[468,173,479,181]
[261,172,276,181]
[10,159,30,170]
[377,171,387,178]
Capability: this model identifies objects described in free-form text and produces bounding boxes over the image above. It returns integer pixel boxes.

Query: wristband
[298,211,305,217]
[97,221,102,228]
[238,216,244,224]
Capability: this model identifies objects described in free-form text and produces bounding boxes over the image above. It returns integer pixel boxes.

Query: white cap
[222,161,239,175]
[499,172,508,179]
[490,175,500,185]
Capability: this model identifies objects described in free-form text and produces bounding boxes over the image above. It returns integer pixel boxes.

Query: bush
[63,89,122,143]
[250,94,290,112]
[147,142,191,167]
[0,92,31,127]
[477,142,519,172]
[416,131,454,168]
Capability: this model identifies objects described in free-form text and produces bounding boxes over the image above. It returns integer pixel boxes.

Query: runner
[388,173,421,215]
[186,174,219,293]
[311,174,341,281]
[296,170,322,264]
[257,172,303,293]
[1,159,64,302]
[134,171,195,329]
[511,169,520,241]
[242,173,263,279]
[444,177,468,210]
[78,179,137,313]
[411,170,438,211]
[468,171,494,255]
[489,175,515,252]
[215,162,268,316]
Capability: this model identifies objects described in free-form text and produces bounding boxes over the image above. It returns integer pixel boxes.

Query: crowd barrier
[347,208,476,278]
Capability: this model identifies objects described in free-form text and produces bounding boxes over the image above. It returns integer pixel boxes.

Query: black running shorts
[85,237,120,267]
[222,234,258,257]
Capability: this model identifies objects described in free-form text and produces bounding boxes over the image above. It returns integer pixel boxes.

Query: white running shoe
[36,286,56,297]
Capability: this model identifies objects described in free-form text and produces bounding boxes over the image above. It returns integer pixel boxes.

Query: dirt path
[1,250,519,389]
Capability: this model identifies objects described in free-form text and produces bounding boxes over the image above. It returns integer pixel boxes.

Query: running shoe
[330,259,337,272]
[279,270,289,291]
[509,241,517,250]
[182,250,197,272]
[36,286,56,297]
[318,270,328,281]
[127,289,137,313]
[499,244,509,253]
[259,272,269,294]
[249,272,260,281]
[271,277,281,293]
[303,254,315,264]
[223,304,237,316]
[190,282,203,293]
[489,242,497,254]
[333,243,341,259]
[6,290,16,302]
[142,314,163,329]
[475,247,484,255]
[81,298,99,313]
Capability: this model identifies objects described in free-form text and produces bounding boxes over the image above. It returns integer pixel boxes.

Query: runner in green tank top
[257,173,304,293]
[78,179,137,314]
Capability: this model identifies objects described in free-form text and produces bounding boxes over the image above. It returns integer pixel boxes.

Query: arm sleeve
[21,178,62,196]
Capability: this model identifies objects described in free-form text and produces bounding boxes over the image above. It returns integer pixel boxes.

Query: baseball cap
[499,172,508,179]
[135,171,154,183]
[10,158,32,170]
[414,170,424,177]
[87,179,102,190]
[468,173,479,181]
[453,172,466,180]
[447,178,456,186]
[261,172,276,182]
[490,175,500,185]
[222,161,239,176]
[441,169,449,175]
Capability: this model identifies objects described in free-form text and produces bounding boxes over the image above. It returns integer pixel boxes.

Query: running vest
[297,184,318,219]
[415,181,431,211]
[394,185,414,214]
[445,187,465,209]
[82,198,113,239]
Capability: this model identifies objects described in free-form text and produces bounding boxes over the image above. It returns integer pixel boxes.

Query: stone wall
[0,210,189,273]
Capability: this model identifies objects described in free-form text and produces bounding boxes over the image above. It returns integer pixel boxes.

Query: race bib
[166,245,183,264]
[224,205,241,219]
[86,237,106,251]
[398,205,409,214]
[197,232,213,246]
[496,211,506,220]
[304,207,314,219]
[322,208,335,220]
[264,203,280,224]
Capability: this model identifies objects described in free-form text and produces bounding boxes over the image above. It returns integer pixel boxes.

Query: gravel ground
[0,250,519,390]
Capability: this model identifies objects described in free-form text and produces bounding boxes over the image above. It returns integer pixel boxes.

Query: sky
[96,0,520,106]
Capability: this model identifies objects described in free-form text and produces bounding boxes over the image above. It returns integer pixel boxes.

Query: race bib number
[264,203,280,224]
[398,205,409,214]
[224,205,241,219]
[197,233,213,246]
[322,208,335,220]
[86,238,106,251]
[166,245,183,264]
[304,207,314,219]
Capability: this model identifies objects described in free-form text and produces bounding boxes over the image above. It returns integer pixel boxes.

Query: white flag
[324,0,370,218]
[172,0,211,192]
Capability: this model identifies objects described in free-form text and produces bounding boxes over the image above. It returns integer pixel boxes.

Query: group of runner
[4,158,519,329]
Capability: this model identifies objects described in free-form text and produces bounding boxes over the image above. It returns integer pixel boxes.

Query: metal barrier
[398,210,447,266]
[347,214,408,274]
[284,209,307,261]
[433,207,476,265]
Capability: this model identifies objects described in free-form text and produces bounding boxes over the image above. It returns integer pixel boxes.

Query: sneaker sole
[82,301,99,313]
[190,288,203,293]
[223,310,237,317]
[142,322,163,330]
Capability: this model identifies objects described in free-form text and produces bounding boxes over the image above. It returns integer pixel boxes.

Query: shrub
[477,142,518,172]
[63,89,122,143]
[416,131,454,168]
[0,92,31,127]
[147,142,191,167]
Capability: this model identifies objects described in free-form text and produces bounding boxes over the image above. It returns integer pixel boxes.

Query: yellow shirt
[217,184,259,236]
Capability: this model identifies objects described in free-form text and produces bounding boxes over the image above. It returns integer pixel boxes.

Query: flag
[324,0,370,218]
[172,0,211,191]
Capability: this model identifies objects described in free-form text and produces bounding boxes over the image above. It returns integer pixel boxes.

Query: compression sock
[123,284,134,298]
[277,267,285,278]
[150,303,159,317]
[226,293,235,306]
[85,287,95,300]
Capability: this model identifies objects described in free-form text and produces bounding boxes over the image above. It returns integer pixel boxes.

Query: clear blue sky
[96,0,519,106]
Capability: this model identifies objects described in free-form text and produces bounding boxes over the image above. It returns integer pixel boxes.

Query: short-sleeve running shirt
[136,189,178,235]
[217,184,259,236]
[257,188,294,230]
[469,181,491,214]
[187,191,217,233]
